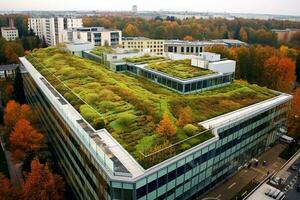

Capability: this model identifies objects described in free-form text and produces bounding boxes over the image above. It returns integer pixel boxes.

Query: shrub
[80,105,99,123]
[183,124,199,137]
[85,93,99,105]
[92,118,106,130]
[117,113,136,127]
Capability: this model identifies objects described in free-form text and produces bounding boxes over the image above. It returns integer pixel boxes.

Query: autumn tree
[156,112,177,138]
[296,53,300,82]
[123,23,140,36]
[23,160,65,200]
[263,56,296,93]
[2,100,32,141]
[176,106,192,127]
[0,173,21,200]
[9,119,44,162]
[3,42,24,64]
[239,28,248,42]
[183,35,194,41]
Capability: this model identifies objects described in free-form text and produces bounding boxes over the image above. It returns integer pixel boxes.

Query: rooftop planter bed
[90,46,116,56]
[124,55,166,64]
[26,47,277,168]
[147,59,216,79]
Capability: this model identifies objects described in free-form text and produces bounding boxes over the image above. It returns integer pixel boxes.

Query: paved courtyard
[203,143,287,200]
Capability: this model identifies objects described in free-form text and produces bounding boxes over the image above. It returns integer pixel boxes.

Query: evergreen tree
[13,67,26,103]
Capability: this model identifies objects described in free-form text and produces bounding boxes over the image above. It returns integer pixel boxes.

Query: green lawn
[147,59,216,79]
[90,46,116,56]
[27,47,277,168]
[124,55,166,64]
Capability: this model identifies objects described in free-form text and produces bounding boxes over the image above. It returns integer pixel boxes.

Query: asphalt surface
[285,159,300,200]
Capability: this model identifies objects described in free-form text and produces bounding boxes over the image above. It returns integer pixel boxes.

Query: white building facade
[60,27,122,46]
[1,27,19,41]
[28,17,82,46]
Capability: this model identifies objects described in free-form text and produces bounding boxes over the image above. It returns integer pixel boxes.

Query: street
[204,143,287,200]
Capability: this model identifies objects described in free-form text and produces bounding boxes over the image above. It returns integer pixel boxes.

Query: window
[136,185,146,199]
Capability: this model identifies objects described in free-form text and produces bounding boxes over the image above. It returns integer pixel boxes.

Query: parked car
[291,162,300,171]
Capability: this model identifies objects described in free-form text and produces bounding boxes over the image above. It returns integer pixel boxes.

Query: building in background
[271,28,300,43]
[60,27,122,46]
[1,17,19,41]
[28,17,82,46]
[122,37,164,55]
[132,5,138,13]
[164,39,247,55]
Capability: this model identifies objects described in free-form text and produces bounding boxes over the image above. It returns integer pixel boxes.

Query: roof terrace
[25,47,277,170]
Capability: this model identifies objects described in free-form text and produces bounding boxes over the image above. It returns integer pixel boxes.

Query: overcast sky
[1,0,299,16]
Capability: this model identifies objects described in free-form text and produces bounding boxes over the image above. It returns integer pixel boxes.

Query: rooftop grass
[90,46,116,56]
[124,55,166,64]
[27,47,277,168]
[147,59,216,79]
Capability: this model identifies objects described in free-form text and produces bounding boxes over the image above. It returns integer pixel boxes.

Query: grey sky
[0,0,299,16]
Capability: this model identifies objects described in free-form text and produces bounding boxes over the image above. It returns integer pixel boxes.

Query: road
[204,143,287,200]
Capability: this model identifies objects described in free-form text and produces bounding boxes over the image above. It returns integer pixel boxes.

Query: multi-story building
[19,46,292,200]
[164,39,247,55]
[1,17,19,41]
[60,27,122,46]
[28,17,82,46]
[271,28,300,43]
[122,37,164,55]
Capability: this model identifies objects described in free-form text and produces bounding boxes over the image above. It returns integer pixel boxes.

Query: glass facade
[21,59,290,200]
[115,64,234,94]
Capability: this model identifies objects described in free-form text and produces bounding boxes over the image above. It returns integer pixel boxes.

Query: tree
[0,173,21,200]
[183,35,193,41]
[3,42,24,64]
[23,160,65,200]
[183,124,199,137]
[296,53,300,83]
[239,28,248,42]
[263,56,296,93]
[3,100,32,139]
[176,106,192,126]
[156,112,177,138]
[123,23,139,36]
[289,88,300,137]
[9,119,44,162]
[13,66,26,103]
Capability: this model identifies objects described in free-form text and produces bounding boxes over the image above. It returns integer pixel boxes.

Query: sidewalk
[204,143,287,200]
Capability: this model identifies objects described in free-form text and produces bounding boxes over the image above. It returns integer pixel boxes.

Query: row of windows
[167,46,204,54]
[124,41,163,45]
[23,73,111,199]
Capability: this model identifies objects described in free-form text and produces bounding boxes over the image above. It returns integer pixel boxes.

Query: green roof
[124,55,167,64]
[147,59,216,79]
[90,46,116,55]
[27,47,277,168]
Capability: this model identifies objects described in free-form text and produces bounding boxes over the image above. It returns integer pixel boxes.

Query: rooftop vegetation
[27,47,277,168]
[90,46,116,56]
[124,55,166,64]
[147,59,216,79]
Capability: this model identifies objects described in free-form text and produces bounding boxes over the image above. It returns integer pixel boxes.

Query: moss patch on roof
[26,47,277,168]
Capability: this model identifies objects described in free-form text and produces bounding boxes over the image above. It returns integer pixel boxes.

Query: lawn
[124,55,166,64]
[27,47,277,168]
[147,59,216,79]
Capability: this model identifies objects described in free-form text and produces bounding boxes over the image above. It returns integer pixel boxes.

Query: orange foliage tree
[183,35,194,41]
[263,56,296,93]
[0,173,21,200]
[9,119,44,162]
[2,100,32,141]
[156,112,177,138]
[23,160,65,200]
[176,106,192,127]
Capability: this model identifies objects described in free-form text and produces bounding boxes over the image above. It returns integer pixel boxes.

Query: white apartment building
[28,17,82,46]
[122,37,164,55]
[1,27,19,41]
[60,27,122,46]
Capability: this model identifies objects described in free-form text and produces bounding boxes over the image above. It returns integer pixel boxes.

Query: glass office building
[20,57,292,200]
